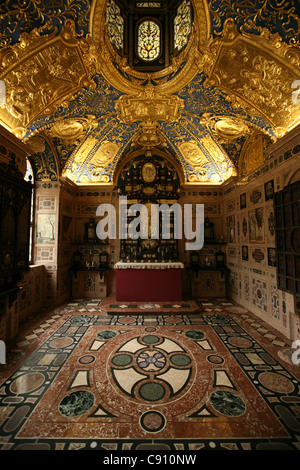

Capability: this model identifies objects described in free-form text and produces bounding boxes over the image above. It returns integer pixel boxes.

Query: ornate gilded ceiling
[0,0,299,185]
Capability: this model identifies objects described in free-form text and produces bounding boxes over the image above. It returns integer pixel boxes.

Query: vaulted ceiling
[0,0,299,185]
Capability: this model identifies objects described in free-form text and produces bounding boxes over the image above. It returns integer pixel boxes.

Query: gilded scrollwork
[239,131,273,178]
[176,135,236,183]
[115,91,185,125]
[0,20,94,130]
[209,0,300,45]
[0,0,298,184]
[28,135,59,181]
[61,129,127,184]
[207,18,300,134]
[0,0,90,47]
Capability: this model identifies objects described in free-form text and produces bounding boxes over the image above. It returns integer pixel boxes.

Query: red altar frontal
[114,262,184,301]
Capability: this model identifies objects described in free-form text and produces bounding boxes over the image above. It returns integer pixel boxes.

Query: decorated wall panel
[224,128,300,340]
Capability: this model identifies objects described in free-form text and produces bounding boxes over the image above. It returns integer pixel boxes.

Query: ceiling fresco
[0,0,299,185]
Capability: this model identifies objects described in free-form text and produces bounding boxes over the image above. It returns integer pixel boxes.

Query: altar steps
[100,295,200,315]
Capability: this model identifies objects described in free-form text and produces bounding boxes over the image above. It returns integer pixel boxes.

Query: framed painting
[265,179,274,201]
[242,246,248,261]
[240,193,246,209]
[249,208,264,243]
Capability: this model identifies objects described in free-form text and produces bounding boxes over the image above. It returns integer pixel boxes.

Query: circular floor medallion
[170,353,191,366]
[70,315,92,324]
[109,333,194,404]
[140,411,166,432]
[164,316,184,324]
[209,315,230,324]
[210,390,246,417]
[117,317,137,324]
[137,350,166,371]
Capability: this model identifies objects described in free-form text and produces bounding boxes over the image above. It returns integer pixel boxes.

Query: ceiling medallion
[48,119,85,141]
[199,113,250,140]
[45,115,98,143]
[25,136,46,153]
[210,116,249,140]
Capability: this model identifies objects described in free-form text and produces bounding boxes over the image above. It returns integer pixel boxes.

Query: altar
[114,262,184,301]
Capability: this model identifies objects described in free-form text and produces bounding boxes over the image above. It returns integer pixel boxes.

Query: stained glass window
[174,0,192,52]
[106,0,124,51]
[137,20,161,61]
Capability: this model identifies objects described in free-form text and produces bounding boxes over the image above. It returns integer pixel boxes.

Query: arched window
[106,0,124,52]
[137,20,161,61]
[174,0,192,52]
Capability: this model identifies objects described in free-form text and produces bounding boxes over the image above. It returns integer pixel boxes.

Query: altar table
[114,262,184,301]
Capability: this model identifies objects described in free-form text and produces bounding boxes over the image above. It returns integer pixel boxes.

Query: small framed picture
[240,193,246,209]
[265,180,274,201]
[85,218,97,244]
[242,246,248,261]
[267,247,277,267]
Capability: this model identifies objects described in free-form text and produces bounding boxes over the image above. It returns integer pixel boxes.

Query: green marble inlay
[142,335,160,344]
[97,330,117,339]
[170,354,191,366]
[185,330,204,339]
[70,315,92,324]
[112,354,133,366]
[209,315,231,324]
[59,391,94,417]
[209,390,246,417]
[139,382,165,401]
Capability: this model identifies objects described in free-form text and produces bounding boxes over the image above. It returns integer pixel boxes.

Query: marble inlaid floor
[0,299,299,451]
